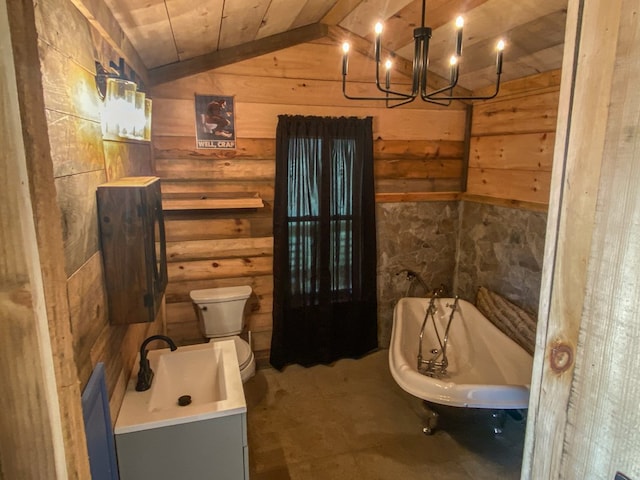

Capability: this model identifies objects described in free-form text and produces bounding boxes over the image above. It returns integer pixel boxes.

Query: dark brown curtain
[270,115,378,369]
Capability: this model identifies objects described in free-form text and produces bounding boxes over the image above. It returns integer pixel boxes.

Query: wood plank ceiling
[103,0,568,89]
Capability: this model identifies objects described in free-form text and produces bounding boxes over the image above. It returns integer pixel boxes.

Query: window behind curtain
[287,137,355,303]
[271,115,378,369]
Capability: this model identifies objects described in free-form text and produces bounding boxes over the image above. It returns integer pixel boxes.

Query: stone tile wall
[376,202,459,347]
[455,201,547,313]
[375,200,547,347]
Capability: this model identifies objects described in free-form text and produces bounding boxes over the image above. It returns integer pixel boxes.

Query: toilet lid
[190,285,252,303]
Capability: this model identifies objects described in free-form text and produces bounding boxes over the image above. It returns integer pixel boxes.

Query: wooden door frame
[1,0,67,475]
[1,0,91,477]
[523,0,639,477]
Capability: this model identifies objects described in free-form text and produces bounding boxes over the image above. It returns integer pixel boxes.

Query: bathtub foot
[421,402,439,435]
[491,410,506,435]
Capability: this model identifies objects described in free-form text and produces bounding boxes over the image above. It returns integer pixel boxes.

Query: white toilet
[189,285,255,383]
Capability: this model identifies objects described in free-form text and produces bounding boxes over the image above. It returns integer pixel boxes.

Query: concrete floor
[243,349,526,479]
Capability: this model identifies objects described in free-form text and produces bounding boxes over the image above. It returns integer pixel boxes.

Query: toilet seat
[210,335,255,382]
[233,336,252,370]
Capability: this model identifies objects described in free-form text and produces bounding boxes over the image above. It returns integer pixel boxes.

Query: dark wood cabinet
[97,177,167,324]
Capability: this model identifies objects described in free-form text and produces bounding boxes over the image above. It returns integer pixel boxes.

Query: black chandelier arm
[414,29,432,93]
[372,31,421,100]
[425,74,502,102]
[342,74,415,102]
[342,75,452,107]
[420,74,459,100]
[423,96,454,107]
[387,83,453,107]
[386,95,450,108]
[385,98,417,108]
[418,89,454,106]
[373,62,417,99]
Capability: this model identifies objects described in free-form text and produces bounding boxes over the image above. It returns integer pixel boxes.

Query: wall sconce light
[95,59,152,141]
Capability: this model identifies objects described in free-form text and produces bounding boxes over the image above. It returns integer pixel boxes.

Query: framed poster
[194,94,236,149]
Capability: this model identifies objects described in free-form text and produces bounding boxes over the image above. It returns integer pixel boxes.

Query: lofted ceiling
[103,0,568,89]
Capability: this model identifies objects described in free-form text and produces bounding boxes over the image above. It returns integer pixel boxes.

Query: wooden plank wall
[466,69,561,207]
[151,40,468,363]
[35,0,163,423]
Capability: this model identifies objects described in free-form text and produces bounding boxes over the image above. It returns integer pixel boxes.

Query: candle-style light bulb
[342,42,350,76]
[496,39,505,75]
[449,55,458,83]
[384,59,392,89]
[455,16,464,56]
[374,22,383,62]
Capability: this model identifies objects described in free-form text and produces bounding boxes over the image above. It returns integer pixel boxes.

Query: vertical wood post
[1,0,66,476]
[2,0,92,477]
[524,0,640,477]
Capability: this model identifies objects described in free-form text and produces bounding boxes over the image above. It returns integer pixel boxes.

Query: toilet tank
[190,286,252,337]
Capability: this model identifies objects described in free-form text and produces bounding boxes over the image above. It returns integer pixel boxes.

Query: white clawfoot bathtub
[389,297,533,410]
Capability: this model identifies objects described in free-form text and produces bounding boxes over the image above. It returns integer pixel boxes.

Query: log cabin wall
[467,69,560,205]
[33,0,163,420]
[150,40,468,362]
[454,70,561,312]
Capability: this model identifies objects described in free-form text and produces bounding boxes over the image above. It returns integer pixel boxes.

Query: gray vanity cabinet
[115,412,248,479]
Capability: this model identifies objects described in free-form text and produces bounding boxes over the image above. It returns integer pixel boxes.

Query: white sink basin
[115,340,246,434]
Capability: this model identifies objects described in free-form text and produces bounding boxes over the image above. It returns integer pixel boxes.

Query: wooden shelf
[162,191,264,210]
[375,192,461,203]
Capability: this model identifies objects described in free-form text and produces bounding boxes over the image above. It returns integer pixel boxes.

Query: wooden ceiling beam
[149,23,329,86]
[322,0,364,25]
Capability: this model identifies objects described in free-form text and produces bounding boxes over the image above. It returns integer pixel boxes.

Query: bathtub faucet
[136,335,177,392]
[396,269,429,297]
[417,295,458,378]
[439,296,459,363]
[396,269,418,280]
[417,296,439,371]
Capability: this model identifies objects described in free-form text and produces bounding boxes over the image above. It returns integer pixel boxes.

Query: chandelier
[340,0,505,107]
